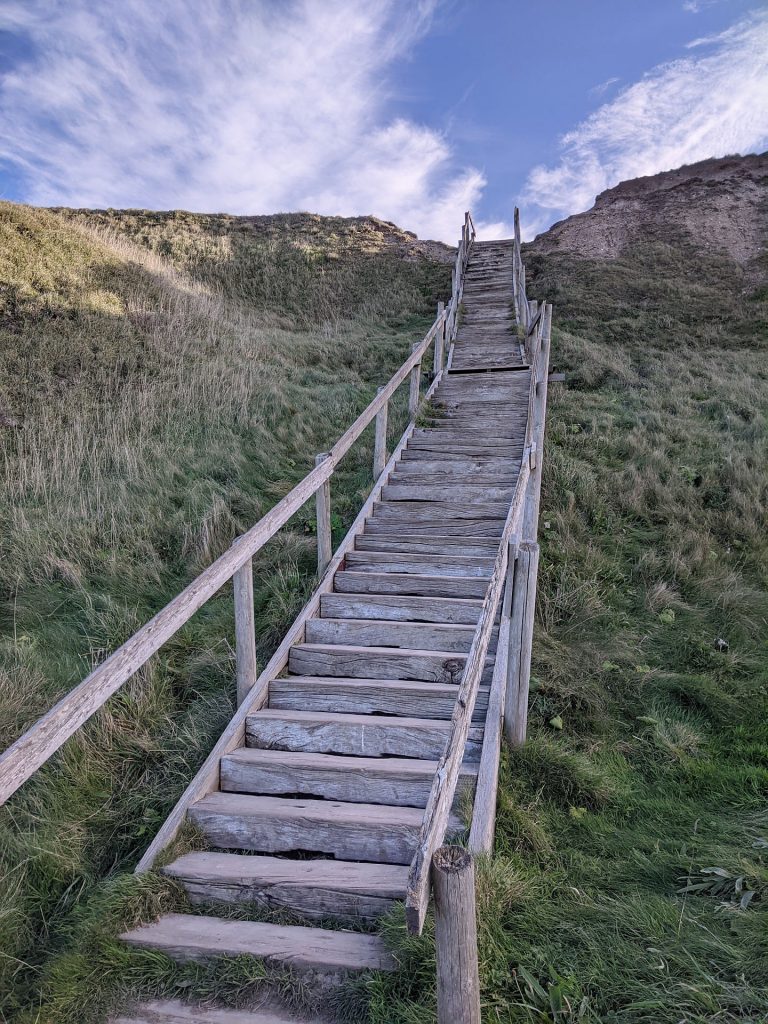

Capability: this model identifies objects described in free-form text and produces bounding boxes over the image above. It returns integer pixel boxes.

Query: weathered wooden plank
[468,615,509,855]
[381,484,515,504]
[188,792,463,865]
[320,592,483,624]
[304,618,496,653]
[163,851,408,923]
[115,997,313,1024]
[121,913,395,971]
[333,570,490,599]
[246,709,483,760]
[220,747,478,806]
[344,551,494,578]
[372,500,508,520]
[391,458,515,478]
[268,677,490,720]
[364,519,504,538]
[355,535,500,557]
[288,643,493,685]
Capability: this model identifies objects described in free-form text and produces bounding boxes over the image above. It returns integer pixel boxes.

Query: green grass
[2,204,767,1023]
[0,201,450,1020]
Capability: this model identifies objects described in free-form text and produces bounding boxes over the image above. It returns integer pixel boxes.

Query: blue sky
[0,0,766,241]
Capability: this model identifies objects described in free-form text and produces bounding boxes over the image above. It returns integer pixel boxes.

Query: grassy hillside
[2,196,767,1023]
[0,202,449,1019]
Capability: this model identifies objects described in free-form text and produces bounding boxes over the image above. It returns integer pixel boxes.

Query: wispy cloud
[521,11,768,237]
[590,76,620,97]
[0,0,493,241]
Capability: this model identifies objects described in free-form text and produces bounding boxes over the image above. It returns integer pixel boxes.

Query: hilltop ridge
[530,152,768,276]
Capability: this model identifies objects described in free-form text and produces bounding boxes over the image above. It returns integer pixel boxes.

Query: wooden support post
[314,453,332,576]
[432,845,481,1024]
[373,386,388,480]
[504,541,539,746]
[409,343,422,419]
[233,558,257,706]
[434,301,445,376]
[522,305,551,540]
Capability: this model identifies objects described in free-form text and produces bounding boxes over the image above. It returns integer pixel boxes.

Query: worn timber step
[121,913,395,972]
[389,458,516,477]
[343,550,494,577]
[363,519,504,538]
[268,676,490,720]
[287,643,493,684]
[304,618,497,652]
[162,852,408,923]
[245,709,484,759]
[319,592,483,623]
[114,998,322,1024]
[333,570,490,599]
[188,791,463,863]
[371,499,508,519]
[220,747,479,805]
[387,470,515,488]
[380,483,515,503]
[355,534,500,556]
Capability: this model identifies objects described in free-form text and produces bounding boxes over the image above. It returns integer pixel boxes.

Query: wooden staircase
[115,241,533,1013]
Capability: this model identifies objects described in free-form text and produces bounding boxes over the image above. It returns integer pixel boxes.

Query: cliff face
[529,153,768,279]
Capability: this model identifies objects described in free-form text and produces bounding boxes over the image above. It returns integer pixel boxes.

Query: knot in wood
[432,845,472,874]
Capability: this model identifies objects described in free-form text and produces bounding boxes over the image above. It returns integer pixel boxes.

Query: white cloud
[521,11,768,237]
[590,76,620,97]
[0,0,485,242]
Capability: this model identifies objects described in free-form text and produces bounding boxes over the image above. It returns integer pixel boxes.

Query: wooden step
[220,747,479,805]
[245,709,483,759]
[304,617,492,652]
[121,913,395,972]
[269,676,490,720]
[188,792,463,864]
[287,643,492,684]
[381,483,514,503]
[343,550,493,578]
[355,534,500,556]
[363,519,504,537]
[320,592,483,623]
[162,852,408,923]
[391,458,515,479]
[114,998,321,1023]
[334,570,489,599]
[371,499,507,520]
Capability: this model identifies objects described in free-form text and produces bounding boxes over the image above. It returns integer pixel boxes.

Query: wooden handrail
[405,451,532,934]
[0,304,448,807]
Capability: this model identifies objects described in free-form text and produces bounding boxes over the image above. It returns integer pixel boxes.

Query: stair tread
[121,913,394,972]
[114,998,320,1023]
[164,851,409,894]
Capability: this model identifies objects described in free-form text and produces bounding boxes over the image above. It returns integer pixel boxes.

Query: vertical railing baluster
[233,558,257,706]
[434,301,445,376]
[409,342,422,419]
[373,387,388,480]
[314,453,332,576]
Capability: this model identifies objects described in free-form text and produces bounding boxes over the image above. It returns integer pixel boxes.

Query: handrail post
[233,557,257,706]
[432,845,481,1024]
[373,386,388,480]
[434,301,445,376]
[314,453,332,576]
[409,342,422,419]
[504,540,540,745]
